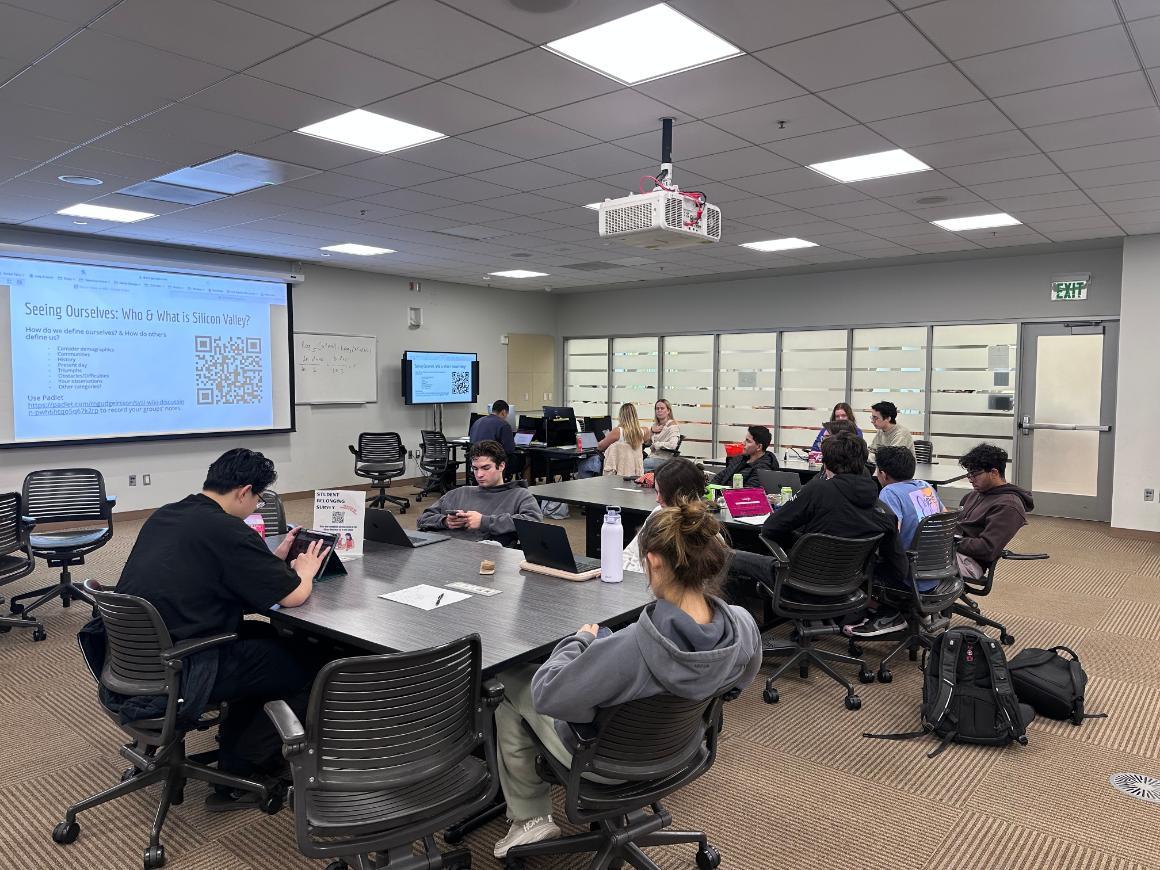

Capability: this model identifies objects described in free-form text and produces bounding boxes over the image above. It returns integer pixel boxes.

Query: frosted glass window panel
[565,338,609,418]
[661,335,713,459]
[930,323,1017,466]
[717,332,776,453]
[611,336,658,415]
[780,330,847,450]
[852,326,926,436]
[1030,334,1102,496]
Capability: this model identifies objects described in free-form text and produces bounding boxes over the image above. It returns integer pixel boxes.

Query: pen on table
[434,592,444,607]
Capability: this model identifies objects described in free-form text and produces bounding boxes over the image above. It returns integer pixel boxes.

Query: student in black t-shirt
[115,448,329,810]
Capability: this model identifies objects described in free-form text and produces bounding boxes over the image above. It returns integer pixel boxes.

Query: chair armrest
[348,444,358,456]
[566,720,600,749]
[263,700,307,755]
[162,633,237,663]
[1000,550,1049,561]
[20,515,36,531]
[106,496,117,508]
[483,678,505,709]
[758,535,790,566]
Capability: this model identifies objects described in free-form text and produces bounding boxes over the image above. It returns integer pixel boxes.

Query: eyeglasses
[255,500,266,510]
[965,469,988,480]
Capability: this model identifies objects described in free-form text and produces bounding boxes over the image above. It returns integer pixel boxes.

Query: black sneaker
[204,788,262,813]
[848,610,907,638]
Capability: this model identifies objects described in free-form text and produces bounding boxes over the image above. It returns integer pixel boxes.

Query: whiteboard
[294,332,377,404]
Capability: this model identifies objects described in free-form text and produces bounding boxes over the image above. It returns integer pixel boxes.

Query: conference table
[448,434,599,485]
[703,455,969,487]
[267,535,653,677]
[527,476,773,558]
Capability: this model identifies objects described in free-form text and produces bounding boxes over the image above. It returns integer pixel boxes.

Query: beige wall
[505,333,556,414]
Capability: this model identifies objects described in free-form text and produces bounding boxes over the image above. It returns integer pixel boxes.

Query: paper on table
[731,514,769,525]
[613,486,643,493]
[380,583,470,611]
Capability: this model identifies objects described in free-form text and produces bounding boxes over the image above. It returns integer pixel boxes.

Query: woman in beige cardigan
[643,398,682,471]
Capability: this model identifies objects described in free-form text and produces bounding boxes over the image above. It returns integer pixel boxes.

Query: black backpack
[1008,645,1106,725]
[865,627,1035,758]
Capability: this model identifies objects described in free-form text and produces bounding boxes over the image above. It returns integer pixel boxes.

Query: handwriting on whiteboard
[297,337,373,373]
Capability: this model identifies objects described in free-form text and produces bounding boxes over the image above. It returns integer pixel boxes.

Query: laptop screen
[576,431,598,450]
[722,487,771,518]
[514,430,534,446]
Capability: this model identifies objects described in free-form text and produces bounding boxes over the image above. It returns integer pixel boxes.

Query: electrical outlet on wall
[143,474,151,486]
[1146,488,1155,502]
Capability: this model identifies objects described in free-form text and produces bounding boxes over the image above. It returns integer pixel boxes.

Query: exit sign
[1051,273,1089,300]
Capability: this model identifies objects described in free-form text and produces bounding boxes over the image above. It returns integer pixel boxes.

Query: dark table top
[267,537,654,676]
[449,434,596,458]
[703,455,967,485]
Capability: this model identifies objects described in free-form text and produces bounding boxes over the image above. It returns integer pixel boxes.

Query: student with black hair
[470,399,524,477]
[114,448,328,809]
[868,400,914,458]
[956,443,1034,580]
[711,424,778,489]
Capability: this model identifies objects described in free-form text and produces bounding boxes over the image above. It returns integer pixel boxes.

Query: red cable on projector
[639,175,709,228]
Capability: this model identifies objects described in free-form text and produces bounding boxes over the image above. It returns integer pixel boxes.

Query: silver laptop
[365,508,449,548]
[577,431,598,450]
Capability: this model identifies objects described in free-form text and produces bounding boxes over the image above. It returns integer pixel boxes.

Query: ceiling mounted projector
[597,118,722,251]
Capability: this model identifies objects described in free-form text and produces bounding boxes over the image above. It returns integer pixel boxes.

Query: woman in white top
[643,399,682,471]
[623,457,709,572]
[576,403,645,478]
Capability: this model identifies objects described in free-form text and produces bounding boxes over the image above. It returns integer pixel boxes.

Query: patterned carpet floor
[1,488,1158,869]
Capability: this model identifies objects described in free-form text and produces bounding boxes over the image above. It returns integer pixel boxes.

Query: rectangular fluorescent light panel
[740,238,818,252]
[808,149,931,183]
[155,152,315,195]
[298,109,445,154]
[931,213,1022,232]
[545,3,742,85]
[57,203,155,223]
[117,181,227,205]
[321,243,395,255]
[490,269,548,278]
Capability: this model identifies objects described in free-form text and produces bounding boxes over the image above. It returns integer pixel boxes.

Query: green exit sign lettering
[1050,273,1090,301]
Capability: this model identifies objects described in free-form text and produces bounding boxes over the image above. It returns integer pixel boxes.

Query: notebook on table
[722,487,772,526]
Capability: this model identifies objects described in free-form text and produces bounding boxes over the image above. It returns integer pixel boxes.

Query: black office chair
[416,429,459,501]
[264,636,501,870]
[56,579,277,870]
[350,432,410,513]
[257,489,288,537]
[913,439,934,463]
[951,547,1048,645]
[757,468,803,494]
[0,492,45,641]
[506,692,725,870]
[847,512,964,682]
[583,415,613,438]
[10,468,114,619]
[755,532,882,710]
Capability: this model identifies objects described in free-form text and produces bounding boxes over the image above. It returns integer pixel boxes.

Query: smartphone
[284,529,337,579]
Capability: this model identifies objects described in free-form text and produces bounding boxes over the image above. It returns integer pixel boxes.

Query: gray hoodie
[531,595,763,746]
[415,481,543,543]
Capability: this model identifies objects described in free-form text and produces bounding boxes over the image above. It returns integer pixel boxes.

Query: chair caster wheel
[844,695,862,711]
[1000,633,1015,645]
[32,628,47,642]
[696,844,721,870]
[9,603,23,615]
[121,768,137,783]
[52,821,80,844]
[848,643,863,657]
[0,625,9,633]
[443,847,471,870]
[259,792,284,815]
[762,687,779,704]
[877,669,893,684]
[858,668,875,684]
[325,862,349,870]
[143,845,165,869]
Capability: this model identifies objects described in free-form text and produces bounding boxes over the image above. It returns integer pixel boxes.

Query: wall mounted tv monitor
[0,255,294,448]
[401,350,479,405]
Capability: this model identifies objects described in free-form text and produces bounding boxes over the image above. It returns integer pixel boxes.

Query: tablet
[284,529,340,579]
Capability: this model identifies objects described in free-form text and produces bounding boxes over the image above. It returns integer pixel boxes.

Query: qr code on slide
[194,336,263,405]
[451,369,470,395]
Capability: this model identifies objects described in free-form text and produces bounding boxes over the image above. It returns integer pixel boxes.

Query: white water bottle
[600,507,624,583]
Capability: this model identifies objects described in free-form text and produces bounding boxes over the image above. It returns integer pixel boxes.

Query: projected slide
[405,351,477,404]
[0,257,292,444]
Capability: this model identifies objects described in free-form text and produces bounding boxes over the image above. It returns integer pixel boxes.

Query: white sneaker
[493,815,562,858]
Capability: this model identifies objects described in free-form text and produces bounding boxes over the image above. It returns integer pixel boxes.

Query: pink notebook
[722,488,771,523]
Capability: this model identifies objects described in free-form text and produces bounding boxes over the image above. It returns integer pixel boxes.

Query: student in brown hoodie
[956,443,1034,579]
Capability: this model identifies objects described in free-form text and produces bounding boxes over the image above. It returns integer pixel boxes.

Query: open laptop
[722,487,772,526]
[365,507,449,548]
[514,430,535,447]
[513,518,601,576]
[576,431,598,450]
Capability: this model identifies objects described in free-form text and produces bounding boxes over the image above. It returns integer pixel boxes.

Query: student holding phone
[110,448,329,810]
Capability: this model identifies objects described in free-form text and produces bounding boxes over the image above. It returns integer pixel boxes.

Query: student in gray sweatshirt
[491,501,763,859]
[416,440,542,546]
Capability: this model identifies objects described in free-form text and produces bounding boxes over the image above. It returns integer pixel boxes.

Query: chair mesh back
[309,636,480,790]
[784,533,882,598]
[258,490,288,536]
[589,694,713,779]
[910,511,959,583]
[913,439,934,464]
[87,582,174,696]
[0,492,22,556]
[420,430,451,470]
[22,468,108,524]
[356,433,406,465]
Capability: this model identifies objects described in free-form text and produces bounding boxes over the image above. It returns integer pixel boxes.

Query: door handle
[1019,420,1111,433]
